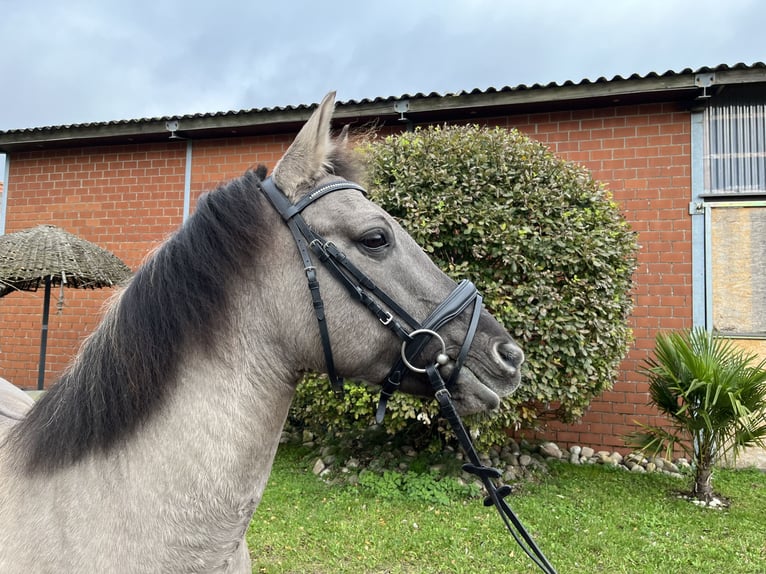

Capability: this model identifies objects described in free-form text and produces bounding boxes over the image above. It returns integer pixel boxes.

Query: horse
[0,92,524,573]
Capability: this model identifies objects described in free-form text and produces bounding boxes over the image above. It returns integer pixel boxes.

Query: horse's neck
[88,348,296,570]
[138,352,295,482]
[1,300,300,572]
[128,344,297,511]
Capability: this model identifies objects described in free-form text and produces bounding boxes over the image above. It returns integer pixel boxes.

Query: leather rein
[259,176,557,574]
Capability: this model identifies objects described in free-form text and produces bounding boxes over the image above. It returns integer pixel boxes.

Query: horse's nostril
[497,341,524,369]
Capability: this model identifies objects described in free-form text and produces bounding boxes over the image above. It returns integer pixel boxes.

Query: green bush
[291,124,637,450]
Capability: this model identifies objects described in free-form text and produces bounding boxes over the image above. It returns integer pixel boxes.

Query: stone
[519,454,532,466]
[646,462,656,473]
[302,430,314,444]
[320,445,336,457]
[630,464,646,473]
[609,451,624,463]
[581,446,595,458]
[312,458,326,475]
[520,439,533,452]
[540,442,563,459]
[569,445,582,456]
[569,453,581,465]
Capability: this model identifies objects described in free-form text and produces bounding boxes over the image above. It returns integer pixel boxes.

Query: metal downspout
[0,155,9,235]
[183,140,193,222]
[690,110,706,328]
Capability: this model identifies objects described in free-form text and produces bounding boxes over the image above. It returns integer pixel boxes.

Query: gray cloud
[0,0,763,134]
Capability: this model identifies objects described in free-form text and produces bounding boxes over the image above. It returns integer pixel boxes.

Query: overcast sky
[1,0,764,177]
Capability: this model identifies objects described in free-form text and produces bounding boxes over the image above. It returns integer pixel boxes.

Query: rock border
[287,431,692,484]
[532,440,689,478]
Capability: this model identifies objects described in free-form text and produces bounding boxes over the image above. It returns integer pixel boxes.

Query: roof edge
[2,63,764,152]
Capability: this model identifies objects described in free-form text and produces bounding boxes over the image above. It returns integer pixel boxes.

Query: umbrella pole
[37,276,52,391]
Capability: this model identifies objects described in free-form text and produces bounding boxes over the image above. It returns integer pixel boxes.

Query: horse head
[263,92,524,415]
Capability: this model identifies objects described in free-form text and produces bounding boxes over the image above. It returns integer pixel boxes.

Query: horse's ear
[272,91,336,199]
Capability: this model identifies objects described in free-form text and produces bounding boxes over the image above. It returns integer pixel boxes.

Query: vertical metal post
[1,153,9,236]
[690,110,707,328]
[37,276,52,390]
[183,140,193,222]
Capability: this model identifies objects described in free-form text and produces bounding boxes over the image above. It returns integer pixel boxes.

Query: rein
[259,176,557,574]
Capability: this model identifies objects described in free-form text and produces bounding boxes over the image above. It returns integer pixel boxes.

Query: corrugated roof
[0,102,317,137]
[1,62,764,150]
[339,62,766,102]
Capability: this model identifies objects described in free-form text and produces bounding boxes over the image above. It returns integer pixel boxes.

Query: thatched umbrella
[0,224,132,389]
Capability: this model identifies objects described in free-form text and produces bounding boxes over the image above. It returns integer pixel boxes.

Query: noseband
[259,176,556,574]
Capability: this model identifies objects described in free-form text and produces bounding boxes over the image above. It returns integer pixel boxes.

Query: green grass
[247,445,766,573]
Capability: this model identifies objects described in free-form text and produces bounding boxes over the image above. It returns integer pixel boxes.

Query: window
[707,203,766,337]
[701,87,766,352]
[703,92,766,196]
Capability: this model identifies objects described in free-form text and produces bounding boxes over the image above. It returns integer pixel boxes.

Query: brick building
[1,63,764,451]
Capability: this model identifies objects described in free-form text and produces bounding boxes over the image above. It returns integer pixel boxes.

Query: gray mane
[12,167,271,473]
[10,134,362,474]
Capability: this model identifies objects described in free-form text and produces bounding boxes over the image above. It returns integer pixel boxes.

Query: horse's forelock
[325,138,365,183]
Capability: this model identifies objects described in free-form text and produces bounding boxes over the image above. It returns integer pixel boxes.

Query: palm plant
[629,327,766,502]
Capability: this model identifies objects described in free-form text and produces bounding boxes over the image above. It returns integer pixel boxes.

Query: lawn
[247,444,766,573]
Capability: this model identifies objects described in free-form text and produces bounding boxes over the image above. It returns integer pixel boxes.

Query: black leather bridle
[259,175,557,574]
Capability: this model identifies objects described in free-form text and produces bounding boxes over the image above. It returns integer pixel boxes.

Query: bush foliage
[291,124,637,449]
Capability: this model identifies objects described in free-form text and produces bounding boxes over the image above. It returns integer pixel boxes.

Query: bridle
[259,176,557,574]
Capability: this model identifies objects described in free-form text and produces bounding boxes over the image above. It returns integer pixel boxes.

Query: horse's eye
[359,230,389,251]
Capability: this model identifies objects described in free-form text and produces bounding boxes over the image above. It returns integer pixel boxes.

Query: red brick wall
[507,103,692,449]
[190,136,292,200]
[0,138,287,388]
[0,102,692,452]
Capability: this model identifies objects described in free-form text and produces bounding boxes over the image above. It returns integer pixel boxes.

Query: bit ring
[401,329,449,373]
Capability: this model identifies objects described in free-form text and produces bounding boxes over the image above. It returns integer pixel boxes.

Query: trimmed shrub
[291,124,637,450]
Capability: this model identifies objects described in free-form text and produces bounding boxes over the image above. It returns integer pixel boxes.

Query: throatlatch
[258,175,557,574]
